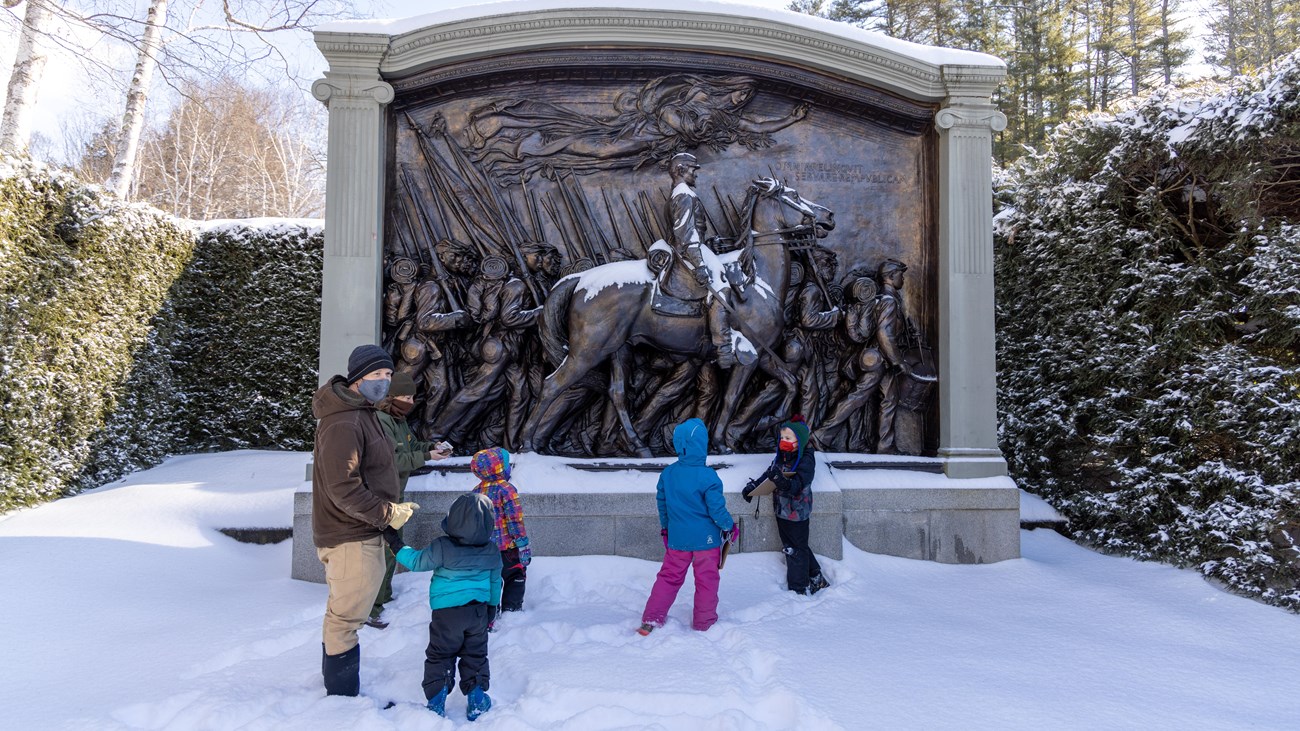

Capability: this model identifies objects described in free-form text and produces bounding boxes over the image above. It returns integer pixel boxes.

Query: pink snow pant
[641,547,722,631]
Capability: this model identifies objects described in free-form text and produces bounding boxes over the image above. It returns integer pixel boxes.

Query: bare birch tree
[0,0,54,154]
[126,76,323,219]
[106,0,166,197]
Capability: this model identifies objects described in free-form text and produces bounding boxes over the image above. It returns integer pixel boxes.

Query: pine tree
[1001,0,1081,157]
[1152,0,1195,85]
[1207,0,1300,74]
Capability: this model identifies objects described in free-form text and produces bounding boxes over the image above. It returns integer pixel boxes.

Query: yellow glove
[388,501,420,530]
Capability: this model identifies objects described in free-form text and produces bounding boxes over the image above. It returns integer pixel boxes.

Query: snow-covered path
[2,451,1297,730]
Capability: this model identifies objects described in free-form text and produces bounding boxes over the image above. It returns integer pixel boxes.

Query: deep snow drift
[1,451,1297,729]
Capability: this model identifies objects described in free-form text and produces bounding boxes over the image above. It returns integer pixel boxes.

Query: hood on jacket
[672,418,709,466]
[441,492,495,547]
[312,375,371,420]
[471,447,511,482]
[773,416,811,470]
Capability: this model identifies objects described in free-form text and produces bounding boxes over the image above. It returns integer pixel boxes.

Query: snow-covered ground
[2,451,1298,730]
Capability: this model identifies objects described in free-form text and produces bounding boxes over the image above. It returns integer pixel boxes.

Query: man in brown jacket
[313,344,419,696]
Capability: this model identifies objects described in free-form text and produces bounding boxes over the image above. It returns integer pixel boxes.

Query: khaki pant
[317,536,386,655]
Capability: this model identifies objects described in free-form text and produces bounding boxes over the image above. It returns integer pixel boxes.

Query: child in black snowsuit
[383,491,501,720]
[742,416,830,595]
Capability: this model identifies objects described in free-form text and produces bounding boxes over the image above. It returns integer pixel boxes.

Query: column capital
[935,103,1007,132]
[311,76,395,106]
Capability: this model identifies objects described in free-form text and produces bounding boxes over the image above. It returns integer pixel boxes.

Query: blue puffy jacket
[658,418,735,551]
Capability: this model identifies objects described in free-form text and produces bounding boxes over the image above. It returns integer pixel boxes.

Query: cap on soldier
[670,151,700,168]
[879,258,907,277]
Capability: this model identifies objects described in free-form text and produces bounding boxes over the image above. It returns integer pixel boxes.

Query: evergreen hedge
[0,158,322,512]
[995,54,1300,610]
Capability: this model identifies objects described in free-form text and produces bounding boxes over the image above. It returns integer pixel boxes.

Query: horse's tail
[539,276,578,367]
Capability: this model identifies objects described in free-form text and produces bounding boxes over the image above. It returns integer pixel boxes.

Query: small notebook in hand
[748,471,796,497]
[718,533,732,569]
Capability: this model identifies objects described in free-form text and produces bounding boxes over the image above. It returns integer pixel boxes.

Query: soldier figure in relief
[429,244,561,451]
[663,152,748,368]
[813,273,884,451]
[870,259,914,454]
[391,243,477,434]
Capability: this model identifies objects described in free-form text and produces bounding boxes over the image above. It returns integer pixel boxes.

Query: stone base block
[840,475,1020,563]
[292,455,1017,582]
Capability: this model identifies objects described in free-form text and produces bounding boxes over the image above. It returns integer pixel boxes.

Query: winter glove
[728,524,740,543]
[516,536,532,566]
[387,501,419,530]
[772,473,792,496]
[382,527,406,553]
[741,480,756,503]
[661,528,669,548]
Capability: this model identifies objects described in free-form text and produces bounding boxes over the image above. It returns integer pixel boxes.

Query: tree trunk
[0,0,54,154]
[1161,0,1172,85]
[107,0,168,198]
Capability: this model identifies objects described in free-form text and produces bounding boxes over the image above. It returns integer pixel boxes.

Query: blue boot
[466,686,492,721]
[426,686,448,716]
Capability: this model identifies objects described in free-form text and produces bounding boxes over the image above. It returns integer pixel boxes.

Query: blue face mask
[358,377,391,404]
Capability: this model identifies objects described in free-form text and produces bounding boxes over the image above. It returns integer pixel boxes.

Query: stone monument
[294,1,1019,582]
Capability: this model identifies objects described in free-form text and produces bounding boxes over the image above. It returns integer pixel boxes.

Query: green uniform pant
[371,525,402,618]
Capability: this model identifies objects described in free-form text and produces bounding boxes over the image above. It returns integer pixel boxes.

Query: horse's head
[752,177,835,238]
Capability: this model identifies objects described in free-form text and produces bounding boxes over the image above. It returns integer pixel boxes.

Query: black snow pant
[423,602,491,699]
[501,547,527,611]
[776,517,822,593]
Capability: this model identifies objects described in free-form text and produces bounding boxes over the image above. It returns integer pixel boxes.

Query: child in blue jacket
[383,491,501,720]
[638,418,737,634]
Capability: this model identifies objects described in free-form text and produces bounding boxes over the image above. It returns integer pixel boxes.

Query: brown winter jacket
[311,376,400,548]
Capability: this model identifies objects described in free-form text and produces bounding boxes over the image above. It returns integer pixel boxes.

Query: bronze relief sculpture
[384,64,939,457]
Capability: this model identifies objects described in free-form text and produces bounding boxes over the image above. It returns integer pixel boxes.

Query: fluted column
[935,67,1008,478]
[312,35,394,384]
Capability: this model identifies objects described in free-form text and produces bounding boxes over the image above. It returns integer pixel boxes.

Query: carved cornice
[313,7,1005,104]
[388,14,944,86]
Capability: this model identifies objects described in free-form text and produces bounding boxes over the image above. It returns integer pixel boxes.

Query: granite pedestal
[291,455,1018,583]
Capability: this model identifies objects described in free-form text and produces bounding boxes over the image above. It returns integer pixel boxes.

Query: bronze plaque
[381,49,939,457]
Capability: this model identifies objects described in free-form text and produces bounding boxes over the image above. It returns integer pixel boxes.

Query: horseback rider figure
[664,152,752,368]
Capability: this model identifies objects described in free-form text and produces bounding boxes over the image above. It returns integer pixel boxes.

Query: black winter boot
[322,643,361,696]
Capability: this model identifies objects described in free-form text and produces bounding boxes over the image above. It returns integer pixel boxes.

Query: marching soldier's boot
[708,299,738,368]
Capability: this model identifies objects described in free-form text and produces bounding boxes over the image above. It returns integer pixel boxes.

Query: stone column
[935,67,1008,478]
[311,35,393,385]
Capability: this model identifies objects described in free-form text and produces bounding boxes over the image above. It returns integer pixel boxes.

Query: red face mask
[779,438,798,452]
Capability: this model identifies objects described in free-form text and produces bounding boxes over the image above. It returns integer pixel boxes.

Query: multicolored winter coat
[756,422,816,522]
[470,447,531,564]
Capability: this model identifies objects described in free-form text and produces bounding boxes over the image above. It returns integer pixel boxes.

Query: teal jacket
[396,492,503,610]
[657,418,735,551]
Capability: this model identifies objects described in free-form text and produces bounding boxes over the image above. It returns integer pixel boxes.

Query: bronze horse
[521,178,835,456]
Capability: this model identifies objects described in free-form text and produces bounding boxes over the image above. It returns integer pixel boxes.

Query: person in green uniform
[368,371,453,628]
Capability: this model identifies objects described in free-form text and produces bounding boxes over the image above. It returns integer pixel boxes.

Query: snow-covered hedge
[0,158,322,512]
[995,53,1300,610]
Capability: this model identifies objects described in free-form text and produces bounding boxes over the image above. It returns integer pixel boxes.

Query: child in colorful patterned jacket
[470,447,531,614]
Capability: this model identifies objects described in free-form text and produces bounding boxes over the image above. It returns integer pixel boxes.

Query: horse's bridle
[735,179,827,267]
